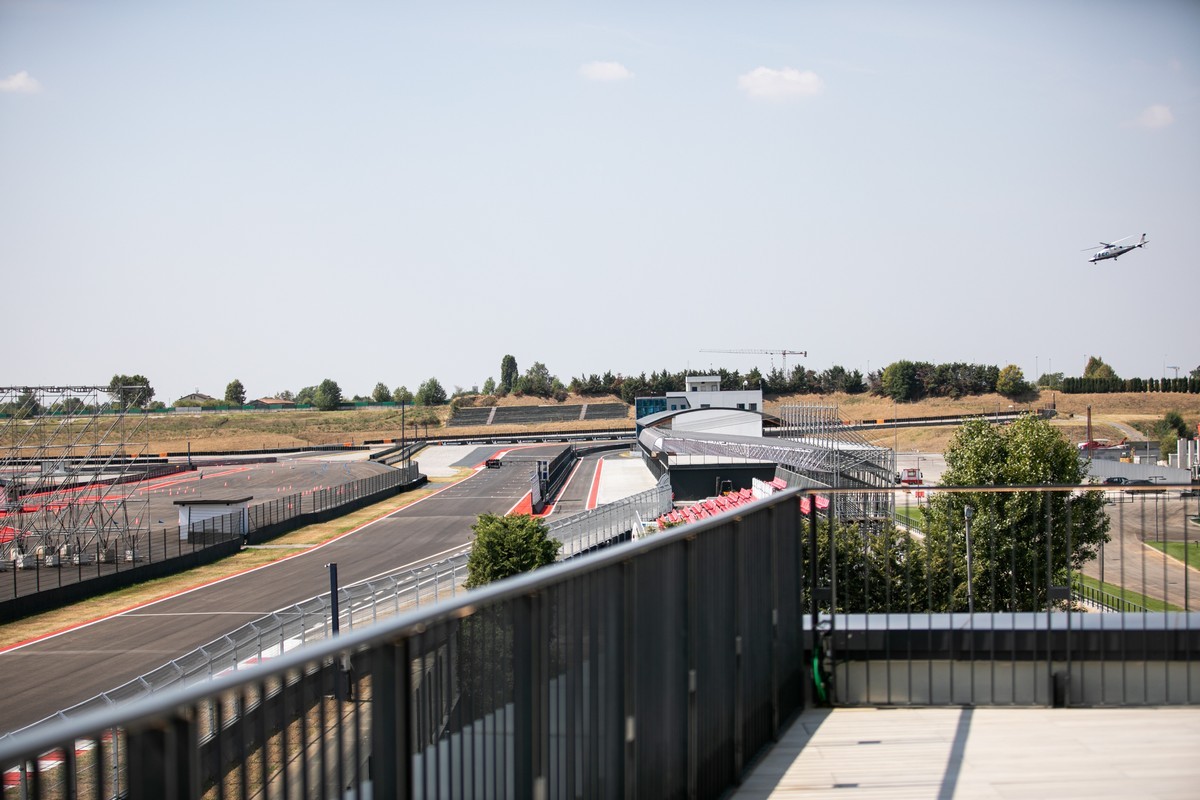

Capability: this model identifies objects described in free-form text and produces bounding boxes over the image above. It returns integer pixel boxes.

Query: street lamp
[963,506,975,614]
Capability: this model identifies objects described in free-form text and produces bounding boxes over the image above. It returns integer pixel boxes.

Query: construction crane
[700,348,808,373]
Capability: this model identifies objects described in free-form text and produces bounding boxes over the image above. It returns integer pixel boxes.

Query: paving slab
[734,706,1200,800]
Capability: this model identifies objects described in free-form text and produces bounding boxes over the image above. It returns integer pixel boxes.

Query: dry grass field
[107,390,1200,455]
[785,391,1200,452]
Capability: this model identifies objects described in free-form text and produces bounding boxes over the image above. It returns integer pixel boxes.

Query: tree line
[9,356,1192,418]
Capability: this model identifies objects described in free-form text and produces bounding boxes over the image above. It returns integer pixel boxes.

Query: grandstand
[447,401,632,427]
[582,402,629,421]
[445,407,494,427]
[638,403,894,523]
[491,405,582,425]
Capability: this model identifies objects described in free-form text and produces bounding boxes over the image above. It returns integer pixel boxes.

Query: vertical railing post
[769,504,780,735]
[512,592,540,798]
[127,712,197,800]
[623,558,637,797]
[686,534,699,800]
[733,516,745,777]
[371,639,412,799]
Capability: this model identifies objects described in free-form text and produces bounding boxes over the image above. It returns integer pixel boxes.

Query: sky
[2,0,1198,403]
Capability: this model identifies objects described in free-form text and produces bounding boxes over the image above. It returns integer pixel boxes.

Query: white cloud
[580,61,634,82]
[0,70,42,94]
[1135,104,1174,129]
[737,66,823,100]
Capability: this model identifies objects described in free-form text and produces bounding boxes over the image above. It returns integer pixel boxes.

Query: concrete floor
[734,705,1200,799]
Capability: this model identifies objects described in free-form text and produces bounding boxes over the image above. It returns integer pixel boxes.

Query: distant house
[250,397,296,411]
[175,392,215,405]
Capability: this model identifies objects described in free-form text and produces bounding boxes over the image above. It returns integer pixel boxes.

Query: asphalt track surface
[0,444,568,736]
[546,450,608,519]
[2,459,396,600]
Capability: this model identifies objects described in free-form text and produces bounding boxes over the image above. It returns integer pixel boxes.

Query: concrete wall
[668,463,776,501]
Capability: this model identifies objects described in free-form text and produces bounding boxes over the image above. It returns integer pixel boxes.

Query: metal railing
[815,485,1200,706]
[548,473,672,558]
[4,485,1200,797]
[1,463,421,605]
[2,551,470,746]
[0,486,806,799]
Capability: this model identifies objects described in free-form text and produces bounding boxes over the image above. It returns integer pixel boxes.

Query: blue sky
[2,1,1197,403]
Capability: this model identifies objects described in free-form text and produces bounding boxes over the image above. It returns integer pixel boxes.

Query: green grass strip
[893,506,926,528]
[1145,540,1200,569]
[1073,572,1183,612]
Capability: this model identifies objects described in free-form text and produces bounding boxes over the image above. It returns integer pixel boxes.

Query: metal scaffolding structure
[1,386,151,565]
[638,403,895,522]
[776,404,895,521]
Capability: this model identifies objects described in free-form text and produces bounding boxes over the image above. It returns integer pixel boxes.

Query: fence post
[371,638,413,799]
[512,591,542,798]
[733,516,745,777]
[623,558,637,796]
[686,534,699,799]
[127,712,198,800]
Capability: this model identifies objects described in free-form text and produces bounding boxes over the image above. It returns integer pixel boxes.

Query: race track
[0,444,566,735]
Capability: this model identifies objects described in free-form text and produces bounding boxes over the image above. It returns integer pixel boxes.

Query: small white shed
[174,495,253,540]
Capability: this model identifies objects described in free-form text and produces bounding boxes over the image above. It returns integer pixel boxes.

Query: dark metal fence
[813,485,1200,706]
[0,464,421,606]
[3,484,1200,797]
[0,485,806,799]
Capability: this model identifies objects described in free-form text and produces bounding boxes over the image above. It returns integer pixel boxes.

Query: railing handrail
[0,485,804,764]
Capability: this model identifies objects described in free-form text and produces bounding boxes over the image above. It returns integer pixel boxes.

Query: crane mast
[699,348,808,373]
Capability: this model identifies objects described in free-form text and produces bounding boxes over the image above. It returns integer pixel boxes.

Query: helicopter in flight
[1083,233,1148,264]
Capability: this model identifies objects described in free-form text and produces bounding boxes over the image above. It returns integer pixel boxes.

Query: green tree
[482,376,496,395]
[415,377,447,406]
[921,416,1109,612]
[1156,410,1190,458]
[842,369,866,394]
[56,396,87,415]
[880,361,922,402]
[392,385,413,405]
[224,378,246,405]
[995,364,1030,398]
[816,518,928,613]
[277,389,295,401]
[1036,372,1064,390]
[8,389,42,419]
[1083,356,1119,381]
[514,361,554,397]
[295,386,317,405]
[620,372,649,404]
[499,354,518,395]
[313,379,342,411]
[106,374,154,409]
[371,382,391,403]
[464,513,561,588]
